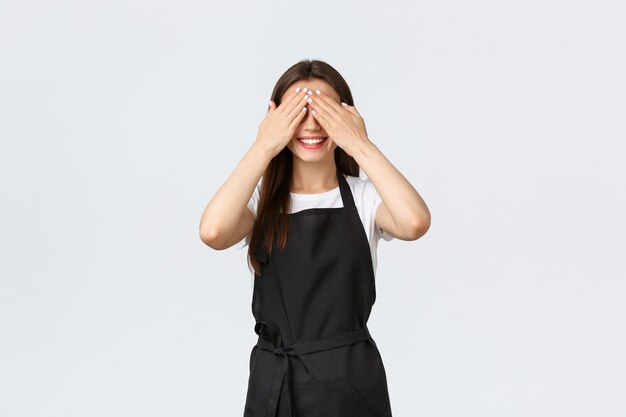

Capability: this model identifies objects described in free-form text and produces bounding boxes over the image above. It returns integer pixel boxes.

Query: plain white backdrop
[1,0,625,416]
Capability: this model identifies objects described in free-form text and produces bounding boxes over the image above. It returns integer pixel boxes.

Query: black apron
[243,168,393,417]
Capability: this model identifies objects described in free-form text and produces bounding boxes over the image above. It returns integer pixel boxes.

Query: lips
[297,136,328,149]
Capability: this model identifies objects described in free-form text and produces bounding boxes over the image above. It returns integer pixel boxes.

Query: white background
[1,1,625,416]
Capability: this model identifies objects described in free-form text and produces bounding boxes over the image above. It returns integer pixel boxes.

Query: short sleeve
[364,179,395,242]
[237,179,261,249]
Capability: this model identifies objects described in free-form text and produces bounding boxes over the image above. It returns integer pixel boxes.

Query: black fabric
[243,168,393,417]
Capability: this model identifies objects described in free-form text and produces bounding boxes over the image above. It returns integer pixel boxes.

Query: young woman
[199,59,431,417]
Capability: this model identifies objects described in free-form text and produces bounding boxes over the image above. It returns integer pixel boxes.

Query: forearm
[199,143,273,240]
[351,138,431,230]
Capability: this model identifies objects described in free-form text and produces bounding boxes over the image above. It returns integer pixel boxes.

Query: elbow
[199,225,226,250]
[408,215,430,240]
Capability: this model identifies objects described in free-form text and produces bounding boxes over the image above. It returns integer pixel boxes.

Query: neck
[291,159,340,194]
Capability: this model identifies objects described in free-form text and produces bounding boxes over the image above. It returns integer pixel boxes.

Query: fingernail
[303,87,308,92]
[341,102,348,106]
[315,89,321,95]
[295,87,300,92]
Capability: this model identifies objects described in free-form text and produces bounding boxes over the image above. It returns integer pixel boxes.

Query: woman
[199,59,431,417]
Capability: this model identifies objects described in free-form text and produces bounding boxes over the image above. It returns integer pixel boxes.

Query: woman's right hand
[254,87,310,158]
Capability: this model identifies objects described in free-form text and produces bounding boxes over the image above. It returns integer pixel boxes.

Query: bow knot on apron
[272,345,287,356]
[254,319,372,417]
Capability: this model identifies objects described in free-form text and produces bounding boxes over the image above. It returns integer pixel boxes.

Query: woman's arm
[199,144,273,250]
[300,90,429,241]
[353,140,431,241]
[200,89,313,249]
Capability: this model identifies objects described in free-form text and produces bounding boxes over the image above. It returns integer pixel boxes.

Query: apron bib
[243,168,393,417]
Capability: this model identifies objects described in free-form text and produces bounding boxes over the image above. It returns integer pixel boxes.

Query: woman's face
[282,79,341,163]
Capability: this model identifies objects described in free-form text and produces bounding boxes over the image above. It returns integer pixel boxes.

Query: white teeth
[299,138,326,144]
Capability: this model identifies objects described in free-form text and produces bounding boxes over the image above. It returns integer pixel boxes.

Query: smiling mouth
[296,137,328,149]
[297,137,328,144]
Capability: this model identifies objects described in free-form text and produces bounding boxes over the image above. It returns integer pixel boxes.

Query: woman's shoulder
[344,173,361,183]
[344,173,376,196]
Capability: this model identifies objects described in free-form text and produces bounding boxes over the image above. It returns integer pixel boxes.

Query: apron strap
[336,168,356,210]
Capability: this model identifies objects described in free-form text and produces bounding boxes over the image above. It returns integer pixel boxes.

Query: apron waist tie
[254,320,372,417]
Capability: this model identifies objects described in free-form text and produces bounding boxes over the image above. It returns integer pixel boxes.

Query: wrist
[249,141,276,162]
[350,137,378,163]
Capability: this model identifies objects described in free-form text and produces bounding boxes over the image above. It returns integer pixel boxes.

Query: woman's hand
[305,90,370,157]
[254,88,310,158]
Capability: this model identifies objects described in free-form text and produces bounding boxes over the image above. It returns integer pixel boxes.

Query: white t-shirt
[238,174,394,277]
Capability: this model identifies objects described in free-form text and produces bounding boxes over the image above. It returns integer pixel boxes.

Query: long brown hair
[247,59,361,277]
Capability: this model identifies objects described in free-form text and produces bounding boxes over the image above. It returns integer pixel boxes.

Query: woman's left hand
[306,90,370,156]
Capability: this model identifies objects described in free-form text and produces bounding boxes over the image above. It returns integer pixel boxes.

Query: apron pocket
[292,377,380,417]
